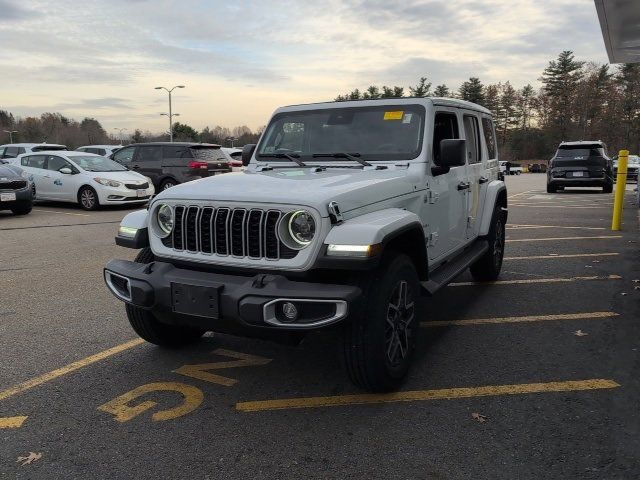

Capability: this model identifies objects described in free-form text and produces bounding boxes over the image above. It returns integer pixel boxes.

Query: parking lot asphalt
[1,175,639,479]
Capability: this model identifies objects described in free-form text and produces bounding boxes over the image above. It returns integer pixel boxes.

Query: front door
[425,109,469,261]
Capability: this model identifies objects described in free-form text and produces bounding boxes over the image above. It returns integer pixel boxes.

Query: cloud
[0,0,37,21]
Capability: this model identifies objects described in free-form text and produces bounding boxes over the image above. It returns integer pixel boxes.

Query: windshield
[257,104,425,161]
[72,155,128,172]
[555,145,603,158]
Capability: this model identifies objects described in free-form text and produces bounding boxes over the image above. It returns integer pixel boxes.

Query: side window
[432,112,459,165]
[97,149,106,156]
[5,146,19,158]
[463,115,481,164]
[21,155,29,166]
[17,147,26,155]
[481,118,497,160]
[27,155,46,169]
[113,146,135,164]
[45,156,69,171]
[137,146,162,162]
[0,147,5,157]
[163,145,191,158]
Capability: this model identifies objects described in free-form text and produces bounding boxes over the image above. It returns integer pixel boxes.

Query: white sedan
[11,151,154,210]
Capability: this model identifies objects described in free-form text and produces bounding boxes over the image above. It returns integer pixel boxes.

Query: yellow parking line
[504,253,619,260]
[33,209,90,217]
[421,311,618,327]
[0,416,28,429]
[506,236,621,242]
[236,379,620,412]
[449,275,622,287]
[0,339,144,402]
[507,224,605,230]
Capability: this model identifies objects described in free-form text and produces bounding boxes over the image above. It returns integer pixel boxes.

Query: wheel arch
[479,181,507,236]
[380,225,428,281]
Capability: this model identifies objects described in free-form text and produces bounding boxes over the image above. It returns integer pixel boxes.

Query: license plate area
[171,283,222,319]
[136,189,147,197]
[0,192,16,202]
[571,171,585,177]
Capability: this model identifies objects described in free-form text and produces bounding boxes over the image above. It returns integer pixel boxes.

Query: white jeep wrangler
[105,98,507,392]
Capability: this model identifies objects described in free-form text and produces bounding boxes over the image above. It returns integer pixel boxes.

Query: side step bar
[421,240,489,295]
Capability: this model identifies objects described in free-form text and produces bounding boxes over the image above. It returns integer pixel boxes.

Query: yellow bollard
[611,149,629,231]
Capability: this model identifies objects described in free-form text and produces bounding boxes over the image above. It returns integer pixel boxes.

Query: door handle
[457,181,470,191]
[479,176,489,184]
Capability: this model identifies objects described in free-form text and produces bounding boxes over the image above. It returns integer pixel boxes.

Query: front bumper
[96,184,155,204]
[104,259,361,335]
[0,187,32,210]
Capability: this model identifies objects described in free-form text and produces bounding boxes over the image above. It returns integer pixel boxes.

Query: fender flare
[479,181,507,236]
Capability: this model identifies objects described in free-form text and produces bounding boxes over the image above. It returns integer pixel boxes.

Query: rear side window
[112,147,135,164]
[26,155,46,168]
[463,115,481,164]
[432,112,459,164]
[5,146,19,157]
[137,146,162,162]
[163,146,192,159]
[481,118,497,159]
[191,147,227,162]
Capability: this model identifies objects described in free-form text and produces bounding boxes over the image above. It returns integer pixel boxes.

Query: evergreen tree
[433,84,450,97]
[458,77,485,104]
[409,77,431,97]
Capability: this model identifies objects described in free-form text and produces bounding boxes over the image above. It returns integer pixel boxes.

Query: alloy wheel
[81,189,95,209]
[384,280,415,368]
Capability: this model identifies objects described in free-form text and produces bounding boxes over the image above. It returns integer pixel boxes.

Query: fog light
[281,302,298,322]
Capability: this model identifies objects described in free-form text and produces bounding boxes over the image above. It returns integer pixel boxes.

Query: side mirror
[59,167,73,175]
[242,144,256,167]
[432,139,466,176]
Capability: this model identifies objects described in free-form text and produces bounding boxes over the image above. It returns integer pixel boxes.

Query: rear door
[462,113,489,239]
[135,145,163,184]
[21,155,47,197]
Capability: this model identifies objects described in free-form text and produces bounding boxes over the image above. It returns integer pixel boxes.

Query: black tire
[515,171,521,175]
[11,203,32,216]
[470,203,506,282]
[126,247,206,347]
[344,253,420,392]
[602,182,613,194]
[160,179,177,191]
[546,183,557,193]
[78,186,99,210]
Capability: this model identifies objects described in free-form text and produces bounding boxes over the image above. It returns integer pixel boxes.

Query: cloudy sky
[0,0,607,134]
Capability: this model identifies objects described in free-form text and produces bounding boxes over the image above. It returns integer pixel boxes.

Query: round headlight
[157,204,174,237]
[288,210,315,246]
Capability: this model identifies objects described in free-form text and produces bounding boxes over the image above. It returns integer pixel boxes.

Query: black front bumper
[104,259,361,336]
[0,187,32,211]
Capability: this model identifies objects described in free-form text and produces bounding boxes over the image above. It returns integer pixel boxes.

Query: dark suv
[110,143,231,191]
[547,141,613,193]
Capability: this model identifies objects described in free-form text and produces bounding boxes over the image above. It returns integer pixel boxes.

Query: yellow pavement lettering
[0,416,28,429]
[506,235,622,243]
[98,382,204,422]
[421,311,618,327]
[174,348,272,387]
[236,379,620,412]
[449,274,622,287]
[0,339,144,402]
[504,253,619,261]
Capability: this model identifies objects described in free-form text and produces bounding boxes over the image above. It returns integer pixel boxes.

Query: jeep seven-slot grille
[171,205,298,260]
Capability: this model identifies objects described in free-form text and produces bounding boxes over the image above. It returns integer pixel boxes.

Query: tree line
[336,51,640,160]
[0,109,263,149]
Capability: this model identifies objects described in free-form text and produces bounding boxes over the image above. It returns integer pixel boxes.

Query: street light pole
[3,130,18,143]
[113,128,127,144]
[155,85,185,142]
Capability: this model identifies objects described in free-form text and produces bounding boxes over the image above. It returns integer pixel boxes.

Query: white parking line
[449,275,621,287]
[504,253,618,261]
[507,224,606,231]
[33,209,90,217]
[506,236,621,242]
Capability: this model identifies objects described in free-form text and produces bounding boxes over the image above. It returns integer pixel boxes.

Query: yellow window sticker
[384,111,404,120]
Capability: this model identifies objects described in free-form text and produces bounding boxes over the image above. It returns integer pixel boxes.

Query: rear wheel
[470,203,506,282]
[344,253,419,392]
[78,186,99,210]
[126,247,206,347]
[160,179,176,191]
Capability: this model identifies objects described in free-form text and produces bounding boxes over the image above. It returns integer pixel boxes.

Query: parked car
[528,163,541,173]
[76,145,122,156]
[221,147,244,171]
[110,142,232,191]
[0,143,67,160]
[547,141,613,193]
[0,163,33,215]
[105,97,507,392]
[613,154,639,182]
[499,161,523,175]
[10,151,154,210]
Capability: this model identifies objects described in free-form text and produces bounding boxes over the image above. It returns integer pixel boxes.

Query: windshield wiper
[259,153,307,167]
[312,152,372,167]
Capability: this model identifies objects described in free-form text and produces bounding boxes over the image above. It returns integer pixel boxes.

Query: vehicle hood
[85,170,149,182]
[154,167,416,216]
[0,165,23,179]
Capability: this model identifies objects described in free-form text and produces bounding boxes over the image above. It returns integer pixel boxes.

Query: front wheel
[470,203,506,282]
[602,182,613,194]
[344,253,419,392]
[78,186,99,210]
[11,204,32,216]
[546,183,557,193]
